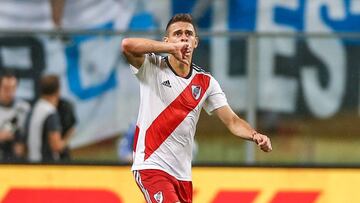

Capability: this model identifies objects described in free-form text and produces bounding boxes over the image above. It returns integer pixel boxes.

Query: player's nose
[181,36,188,42]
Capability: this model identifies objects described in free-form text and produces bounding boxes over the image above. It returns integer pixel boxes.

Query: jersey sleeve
[203,77,228,115]
[57,99,77,134]
[44,113,62,134]
[130,53,160,82]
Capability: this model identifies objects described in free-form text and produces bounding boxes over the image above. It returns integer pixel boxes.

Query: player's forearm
[63,127,75,143]
[228,115,272,152]
[49,132,67,152]
[122,38,175,56]
[215,106,256,141]
[228,117,256,141]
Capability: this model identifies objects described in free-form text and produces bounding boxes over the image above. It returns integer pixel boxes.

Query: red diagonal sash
[144,74,210,160]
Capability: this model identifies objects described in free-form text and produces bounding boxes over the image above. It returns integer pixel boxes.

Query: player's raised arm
[121,38,191,69]
[214,105,272,152]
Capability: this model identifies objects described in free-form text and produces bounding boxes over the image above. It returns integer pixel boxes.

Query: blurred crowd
[0,71,76,162]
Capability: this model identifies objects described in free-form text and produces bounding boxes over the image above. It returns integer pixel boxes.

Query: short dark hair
[0,70,17,87]
[40,75,60,95]
[165,13,197,36]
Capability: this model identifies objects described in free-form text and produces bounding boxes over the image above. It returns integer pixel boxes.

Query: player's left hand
[252,132,272,152]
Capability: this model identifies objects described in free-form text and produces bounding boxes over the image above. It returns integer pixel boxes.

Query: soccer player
[122,13,272,203]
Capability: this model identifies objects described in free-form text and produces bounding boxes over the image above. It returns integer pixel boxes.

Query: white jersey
[131,54,228,181]
[0,99,30,134]
[27,99,56,162]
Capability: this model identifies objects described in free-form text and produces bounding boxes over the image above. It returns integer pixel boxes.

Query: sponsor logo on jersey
[161,80,171,88]
[154,191,163,203]
[192,85,201,100]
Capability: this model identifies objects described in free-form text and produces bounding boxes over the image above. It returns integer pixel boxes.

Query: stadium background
[0,0,360,202]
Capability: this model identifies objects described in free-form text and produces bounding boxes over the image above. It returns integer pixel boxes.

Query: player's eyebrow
[173,29,183,35]
[185,30,194,35]
[173,29,194,35]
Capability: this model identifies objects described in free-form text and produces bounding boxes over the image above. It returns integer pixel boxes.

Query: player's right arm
[45,113,68,153]
[121,38,190,69]
[48,131,67,152]
[214,105,272,152]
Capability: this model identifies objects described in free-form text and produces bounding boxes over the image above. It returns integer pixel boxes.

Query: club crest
[191,85,201,100]
[154,191,163,203]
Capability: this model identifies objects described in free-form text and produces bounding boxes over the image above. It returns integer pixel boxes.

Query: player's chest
[154,72,205,106]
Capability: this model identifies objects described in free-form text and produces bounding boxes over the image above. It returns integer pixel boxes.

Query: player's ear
[194,36,199,48]
[163,36,169,43]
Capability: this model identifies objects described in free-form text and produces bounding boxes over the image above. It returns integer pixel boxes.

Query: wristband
[251,131,258,142]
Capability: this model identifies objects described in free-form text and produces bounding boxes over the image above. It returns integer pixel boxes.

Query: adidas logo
[161,80,171,88]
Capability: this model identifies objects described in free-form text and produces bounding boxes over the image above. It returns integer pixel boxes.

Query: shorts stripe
[134,171,152,203]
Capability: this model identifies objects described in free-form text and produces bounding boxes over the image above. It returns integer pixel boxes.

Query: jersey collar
[165,56,193,79]
[0,100,14,108]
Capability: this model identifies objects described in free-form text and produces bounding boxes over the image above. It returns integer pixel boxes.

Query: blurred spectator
[0,71,30,161]
[27,75,69,162]
[57,98,77,160]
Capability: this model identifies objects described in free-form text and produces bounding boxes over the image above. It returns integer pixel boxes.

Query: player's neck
[41,95,59,107]
[169,55,191,78]
[0,98,14,107]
